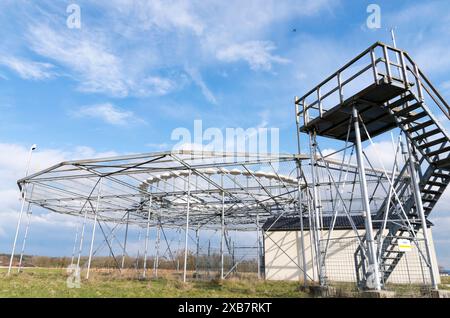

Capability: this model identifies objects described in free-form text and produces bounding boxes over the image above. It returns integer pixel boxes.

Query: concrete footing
[308,285,337,297]
[430,290,450,298]
[360,290,396,298]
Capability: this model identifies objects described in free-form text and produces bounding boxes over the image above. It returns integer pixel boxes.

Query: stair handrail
[402,52,450,119]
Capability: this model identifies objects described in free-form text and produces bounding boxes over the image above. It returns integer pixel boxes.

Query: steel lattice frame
[17,150,394,231]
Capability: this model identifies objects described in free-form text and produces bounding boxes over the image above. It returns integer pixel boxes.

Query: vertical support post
[154,221,161,277]
[220,191,225,280]
[8,145,36,275]
[76,201,89,270]
[183,170,191,283]
[382,45,392,82]
[296,164,308,285]
[295,96,309,285]
[256,213,261,280]
[207,240,211,278]
[303,101,309,126]
[317,88,323,117]
[308,130,324,285]
[352,107,381,290]
[143,195,152,278]
[135,229,141,270]
[18,201,33,272]
[414,63,424,101]
[18,184,35,273]
[232,241,235,274]
[121,211,130,269]
[405,140,438,290]
[177,227,181,273]
[370,48,378,83]
[399,52,409,89]
[195,228,200,275]
[8,184,28,275]
[337,72,344,104]
[71,221,81,266]
[86,178,103,280]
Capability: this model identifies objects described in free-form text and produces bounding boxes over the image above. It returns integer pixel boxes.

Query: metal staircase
[296,41,450,288]
[374,83,450,283]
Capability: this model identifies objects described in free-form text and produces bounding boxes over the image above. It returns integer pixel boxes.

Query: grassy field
[0,268,308,298]
[1,268,448,298]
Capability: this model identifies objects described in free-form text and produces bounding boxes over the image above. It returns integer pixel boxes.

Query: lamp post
[8,144,37,275]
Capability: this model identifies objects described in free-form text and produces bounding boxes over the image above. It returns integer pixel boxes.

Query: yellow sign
[397,239,412,252]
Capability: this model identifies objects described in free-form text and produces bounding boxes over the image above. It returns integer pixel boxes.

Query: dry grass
[0,268,307,298]
[1,268,446,298]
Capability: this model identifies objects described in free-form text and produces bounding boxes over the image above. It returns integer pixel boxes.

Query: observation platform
[300,78,409,142]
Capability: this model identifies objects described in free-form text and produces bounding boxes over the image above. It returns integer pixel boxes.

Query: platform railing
[296,42,450,127]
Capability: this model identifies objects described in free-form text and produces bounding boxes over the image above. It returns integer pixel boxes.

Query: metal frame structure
[7,42,450,292]
[9,149,394,282]
[295,41,450,290]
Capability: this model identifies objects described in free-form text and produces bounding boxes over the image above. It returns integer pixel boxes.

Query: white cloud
[120,0,205,35]
[184,66,217,104]
[217,41,289,71]
[146,142,170,151]
[26,23,177,97]
[73,103,144,126]
[27,23,128,96]
[0,142,118,248]
[0,56,55,80]
[130,76,177,97]
[18,0,332,99]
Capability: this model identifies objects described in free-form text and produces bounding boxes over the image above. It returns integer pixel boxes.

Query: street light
[7,144,37,275]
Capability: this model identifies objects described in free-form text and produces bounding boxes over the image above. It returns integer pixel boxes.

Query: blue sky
[1,0,450,267]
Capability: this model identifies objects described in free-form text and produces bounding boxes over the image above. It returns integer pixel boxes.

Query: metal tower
[295,41,450,290]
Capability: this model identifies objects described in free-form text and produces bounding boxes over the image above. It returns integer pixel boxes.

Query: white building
[263,216,440,285]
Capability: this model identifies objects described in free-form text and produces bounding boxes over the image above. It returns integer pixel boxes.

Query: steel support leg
[406,139,438,290]
[143,195,152,278]
[17,200,33,272]
[121,211,130,269]
[308,131,324,285]
[220,191,225,279]
[70,221,80,267]
[86,179,103,280]
[76,206,89,271]
[183,171,191,283]
[207,240,211,278]
[7,186,28,275]
[256,214,261,280]
[154,221,161,277]
[195,228,199,275]
[353,107,381,290]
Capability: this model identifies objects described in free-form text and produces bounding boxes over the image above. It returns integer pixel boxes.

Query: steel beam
[352,107,381,290]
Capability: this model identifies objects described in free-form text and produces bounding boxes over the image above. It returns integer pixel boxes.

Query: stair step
[412,129,441,141]
[426,180,447,187]
[407,120,434,133]
[418,137,448,150]
[382,256,401,260]
[434,158,450,169]
[388,94,416,109]
[394,102,422,117]
[426,146,450,157]
[422,189,441,195]
[432,172,450,179]
[400,112,428,125]
[422,197,437,202]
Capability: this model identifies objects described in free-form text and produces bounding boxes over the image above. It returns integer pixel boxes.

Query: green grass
[0,268,307,298]
[1,268,447,298]
[439,275,450,290]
